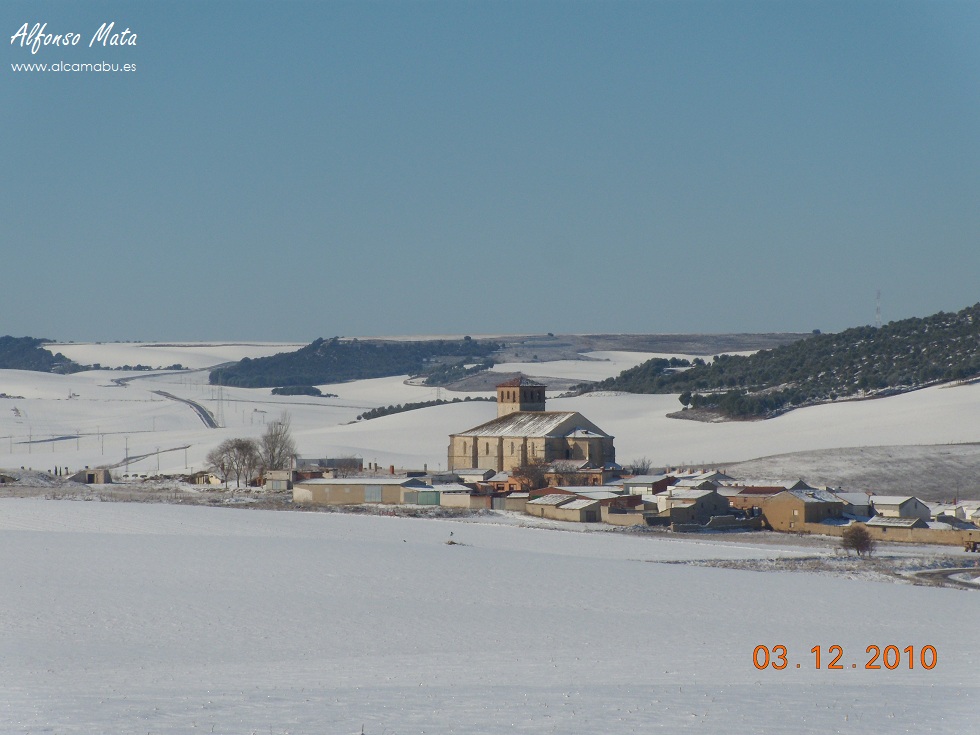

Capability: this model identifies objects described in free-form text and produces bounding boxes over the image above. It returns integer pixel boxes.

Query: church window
[510,442,515,454]
[486,442,490,455]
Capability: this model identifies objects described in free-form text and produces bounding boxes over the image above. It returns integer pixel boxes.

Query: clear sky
[3,1,978,341]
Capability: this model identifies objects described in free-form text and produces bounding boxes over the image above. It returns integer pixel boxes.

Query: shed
[293,477,429,506]
[526,494,600,522]
[69,468,112,484]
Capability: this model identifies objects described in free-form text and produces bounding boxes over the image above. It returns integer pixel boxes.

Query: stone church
[447,376,616,473]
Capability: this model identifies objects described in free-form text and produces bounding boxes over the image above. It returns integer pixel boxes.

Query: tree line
[584,302,980,418]
[209,337,501,388]
[0,336,82,373]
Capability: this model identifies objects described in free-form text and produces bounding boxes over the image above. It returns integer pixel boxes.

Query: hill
[208,336,501,388]
[587,303,980,418]
[0,336,80,373]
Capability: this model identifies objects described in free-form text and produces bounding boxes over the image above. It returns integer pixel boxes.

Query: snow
[489,351,691,382]
[1,498,976,734]
[5,341,980,480]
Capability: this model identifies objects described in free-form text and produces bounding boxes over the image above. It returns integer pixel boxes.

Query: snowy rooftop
[453,411,608,439]
[296,477,430,487]
[834,492,873,506]
[865,516,924,528]
[655,488,715,500]
[527,494,576,506]
[870,495,917,506]
[557,498,600,511]
[568,490,622,501]
[787,488,841,503]
[622,474,670,485]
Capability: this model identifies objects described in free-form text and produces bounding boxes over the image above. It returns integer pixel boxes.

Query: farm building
[761,489,844,532]
[293,477,430,506]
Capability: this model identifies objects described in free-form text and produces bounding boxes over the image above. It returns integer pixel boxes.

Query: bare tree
[628,457,654,475]
[841,524,876,557]
[260,411,297,472]
[511,460,549,491]
[546,460,589,486]
[206,442,232,488]
[333,455,363,478]
[212,437,261,489]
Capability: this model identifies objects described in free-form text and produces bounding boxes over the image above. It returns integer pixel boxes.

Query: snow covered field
[4,341,980,478]
[1,498,976,734]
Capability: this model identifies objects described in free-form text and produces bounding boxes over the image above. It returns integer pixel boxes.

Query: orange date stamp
[753,644,937,670]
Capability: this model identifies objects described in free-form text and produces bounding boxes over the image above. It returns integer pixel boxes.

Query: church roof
[496,376,545,388]
[452,411,611,439]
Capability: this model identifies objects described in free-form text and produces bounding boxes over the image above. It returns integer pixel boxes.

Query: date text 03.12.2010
[753,644,938,671]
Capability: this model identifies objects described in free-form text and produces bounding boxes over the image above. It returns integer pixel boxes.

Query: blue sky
[3,1,978,341]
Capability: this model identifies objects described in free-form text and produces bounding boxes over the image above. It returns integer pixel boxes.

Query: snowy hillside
[1,499,976,734]
[2,341,980,493]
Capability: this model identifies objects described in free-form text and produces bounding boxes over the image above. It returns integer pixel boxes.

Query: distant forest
[356,396,494,421]
[209,337,501,388]
[0,336,81,373]
[586,303,980,418]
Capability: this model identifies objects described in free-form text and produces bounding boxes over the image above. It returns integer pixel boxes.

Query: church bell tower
[495,376,546,417]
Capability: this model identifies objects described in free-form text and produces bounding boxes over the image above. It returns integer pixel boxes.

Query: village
[239,377,980,551]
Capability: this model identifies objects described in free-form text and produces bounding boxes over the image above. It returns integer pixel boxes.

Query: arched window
[485,442,490,455]
[463,442,467,454]
[510,442,515,454]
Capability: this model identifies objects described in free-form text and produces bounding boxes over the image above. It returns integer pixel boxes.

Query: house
[188,470,222,486]
[525,494,601,523]
[652,487,731,525]
[721,480,814,514]
[761,489,844,532]
[547,498,602,523]
[544,460,622,487]
[447,377,615,473]
[486,471,524,493]
[293,477,430,506]
[870,495,931,522]
[833,492,874,517]
[492,492,530,512]
[557,487,642,511]
[263,469,295,491]
[929,503,966,521]
[438,483,492,509]
[622,474,675,495]
[455,468,496,484]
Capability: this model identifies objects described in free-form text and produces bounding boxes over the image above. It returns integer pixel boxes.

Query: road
[151,390,219,428]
